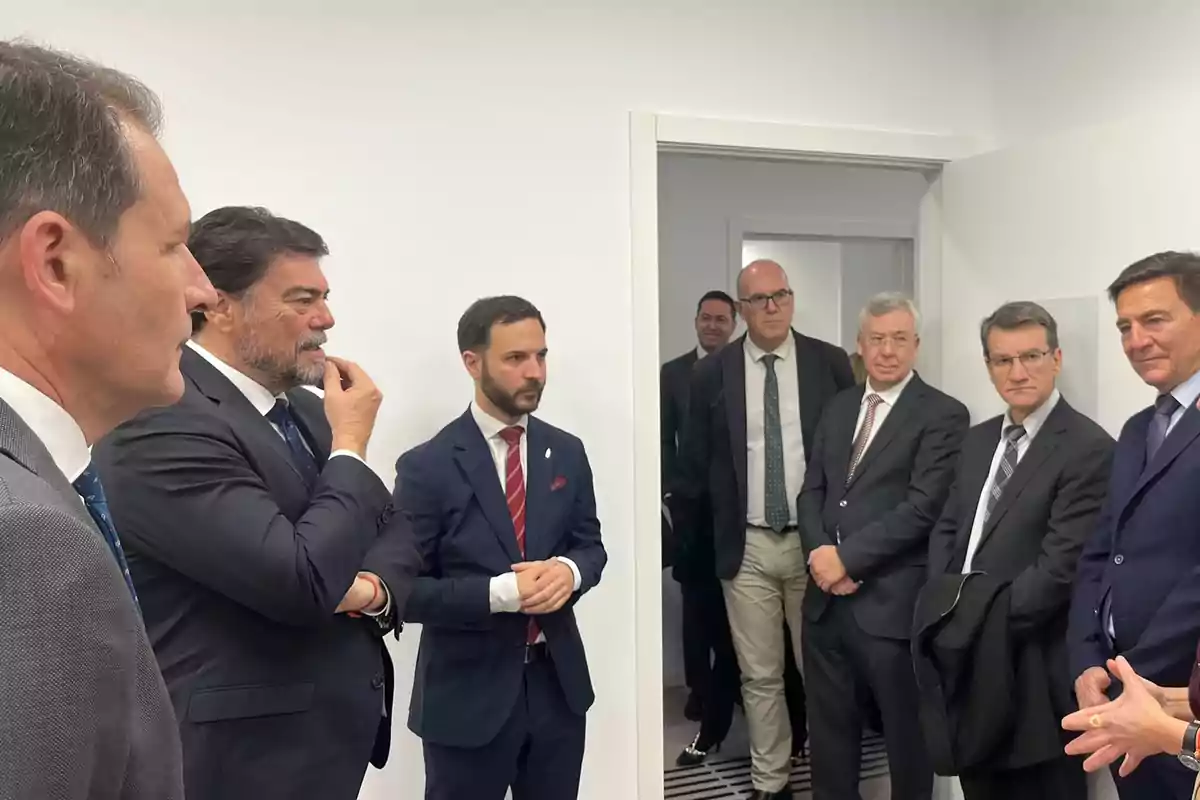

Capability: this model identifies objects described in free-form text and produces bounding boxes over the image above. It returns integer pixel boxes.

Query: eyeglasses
[986,349,1052,371]
[865,333,914,348]
[739,289,794,310]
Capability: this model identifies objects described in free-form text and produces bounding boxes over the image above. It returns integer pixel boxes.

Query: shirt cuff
[554,556,582,592]
[329,449,367,465]
[363,577,391,619]
[489,572,521,613]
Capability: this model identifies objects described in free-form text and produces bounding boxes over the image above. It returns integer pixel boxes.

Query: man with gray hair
[923,300,1111,799]
[799,292,967,800]
[0,40,216,799]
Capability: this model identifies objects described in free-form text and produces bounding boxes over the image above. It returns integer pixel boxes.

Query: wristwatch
[1178,721,1200,771]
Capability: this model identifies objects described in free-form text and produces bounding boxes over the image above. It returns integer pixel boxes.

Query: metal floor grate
[665,733,888,799]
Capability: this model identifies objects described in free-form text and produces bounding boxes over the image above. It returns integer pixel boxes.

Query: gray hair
[979,301,1059,358]
[858,292,921,333]
[0,40,163,247]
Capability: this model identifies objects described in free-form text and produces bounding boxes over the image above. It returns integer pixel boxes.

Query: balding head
[737,259,794,350]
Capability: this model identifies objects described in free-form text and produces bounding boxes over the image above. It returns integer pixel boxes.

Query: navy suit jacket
[1069,400,1200,687]
[396,410,607,748]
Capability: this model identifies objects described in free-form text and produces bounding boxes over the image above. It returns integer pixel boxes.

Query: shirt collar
[1170,367,1200,413]
[695,345,707,361]
[864,369,915,406]
[0,366,91,481]
[744,331,795,363]
[1005,388,1061,439]
[187,340,280,417]
[470,401,529,441]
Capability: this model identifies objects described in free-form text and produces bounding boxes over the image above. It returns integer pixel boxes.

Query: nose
[312,298,335,330]
[1008,359,1031,381]
[1126,323,1151,352]
[523,358,546,382]
[182,246,217,312]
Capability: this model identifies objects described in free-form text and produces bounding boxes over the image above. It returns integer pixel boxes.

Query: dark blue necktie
[266,399,320,488]
[72,464,138,605]
[1146,393,1182,464]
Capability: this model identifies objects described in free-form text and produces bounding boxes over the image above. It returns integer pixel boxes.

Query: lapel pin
[545,448,552,459]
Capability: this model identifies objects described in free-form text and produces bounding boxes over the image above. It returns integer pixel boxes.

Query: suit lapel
[845,376,923,490]
[524,419,552,562]
[181,349,310,489]
[954,418,1003,557]
[723,338,748,515]
[792,331,824,457]
[451,412,523,564]
[0,398,92,529]
[1123,402,1200,517]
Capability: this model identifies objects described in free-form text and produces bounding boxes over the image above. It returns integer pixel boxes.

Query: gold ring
[1090,714,1104,729]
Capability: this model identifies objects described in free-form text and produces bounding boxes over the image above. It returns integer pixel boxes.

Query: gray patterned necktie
[846,393,884,484]
[984,424,1026,523]
[1146,393,1181,464]
[762,354,790,531]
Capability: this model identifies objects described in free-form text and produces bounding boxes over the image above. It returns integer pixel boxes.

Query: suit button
[371,673,385,690]
[1114,554,1124,565]
[838,500,847,508]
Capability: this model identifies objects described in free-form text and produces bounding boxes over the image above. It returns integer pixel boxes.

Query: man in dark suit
[661,289,735,719]
[94,207,415,800]
[1069,251,1200,799]
[0,41,218,799]
[926,301,1113,799]
[799,293,968,800]
[395,295,607,800]
[677,260,855,799]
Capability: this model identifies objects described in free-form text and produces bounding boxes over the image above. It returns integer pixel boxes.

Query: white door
[926,111,1200,800]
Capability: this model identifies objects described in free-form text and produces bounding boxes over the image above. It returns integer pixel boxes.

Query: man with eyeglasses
[676,260,853,799]
[1069,252,1200,800]
[922,301,1112,800]
[797,293,967,800]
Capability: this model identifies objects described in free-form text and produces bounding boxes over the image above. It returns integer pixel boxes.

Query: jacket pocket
[186,682,314,723]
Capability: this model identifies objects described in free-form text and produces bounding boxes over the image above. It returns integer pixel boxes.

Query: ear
[201,292,240,333]
[17,210,94,314]
[462,349,483,379]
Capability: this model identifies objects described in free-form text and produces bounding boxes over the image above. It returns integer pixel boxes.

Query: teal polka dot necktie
[762,354,790,532]
[73,463,139,605]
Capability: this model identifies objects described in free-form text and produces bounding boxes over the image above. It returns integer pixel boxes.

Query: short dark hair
[697,290,736,318]
[457,295,546,353]
[188,206,328,333]
[980,301,1059,358]
[1108,251,1200,311]
[0,40,163,246]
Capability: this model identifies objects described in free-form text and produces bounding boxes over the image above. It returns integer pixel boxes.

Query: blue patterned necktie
[762,354,791,532]
[72,463,138,604]
[266,399,320,488]
[1146,393,1182,464]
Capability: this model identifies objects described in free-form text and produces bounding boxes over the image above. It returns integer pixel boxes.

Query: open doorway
[657,152,933,799]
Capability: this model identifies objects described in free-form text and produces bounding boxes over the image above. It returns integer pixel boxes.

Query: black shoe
[683,691,704,721]
[747,789,792,800]
[675,733,720,767]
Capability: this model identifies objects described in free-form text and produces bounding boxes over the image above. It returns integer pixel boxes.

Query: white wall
[659,155,932,361]
[3,2,998,798]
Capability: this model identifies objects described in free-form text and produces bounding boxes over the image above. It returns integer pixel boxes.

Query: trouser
[722,527,807,793]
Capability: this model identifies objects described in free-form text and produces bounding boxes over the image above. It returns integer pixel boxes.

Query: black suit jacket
[798,374,968,639]
[661,348,699,497]
[926,397,1113,768]
[396,411,607,749]
[93,348,419,800]
[677,330,854,581]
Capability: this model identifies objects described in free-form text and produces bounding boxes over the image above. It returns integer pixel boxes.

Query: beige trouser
[721,527,808,793]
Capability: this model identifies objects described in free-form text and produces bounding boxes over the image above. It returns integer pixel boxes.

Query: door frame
[627,112,984,800]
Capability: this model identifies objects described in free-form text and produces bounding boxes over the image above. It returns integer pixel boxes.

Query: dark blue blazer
[395,410,607,748]
[1069,400,1200,686]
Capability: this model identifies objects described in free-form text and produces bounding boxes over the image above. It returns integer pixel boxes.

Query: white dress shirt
[1165,367,1200,436]
[0,367,90,482]
[187,341,388,616]
[961,389,1061,573]
[850,370,915,457]
[471,403,582,634]
[745,334,805,527]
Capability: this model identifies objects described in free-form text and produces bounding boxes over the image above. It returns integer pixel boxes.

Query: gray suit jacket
[0,399,183,800]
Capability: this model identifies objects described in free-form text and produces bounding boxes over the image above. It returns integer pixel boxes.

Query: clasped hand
[808,545,860,596]
[514,559,574,615]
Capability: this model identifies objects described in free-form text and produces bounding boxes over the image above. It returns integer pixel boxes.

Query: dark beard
[481,367,543,418]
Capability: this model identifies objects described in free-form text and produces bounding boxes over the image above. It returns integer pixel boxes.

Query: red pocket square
[550,476,567,491]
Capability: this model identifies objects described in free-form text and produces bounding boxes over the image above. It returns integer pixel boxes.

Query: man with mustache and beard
[393,295,607,800]
[93,206,419,800]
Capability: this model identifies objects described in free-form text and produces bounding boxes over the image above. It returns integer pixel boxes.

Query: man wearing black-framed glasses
[676,259,854,799]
